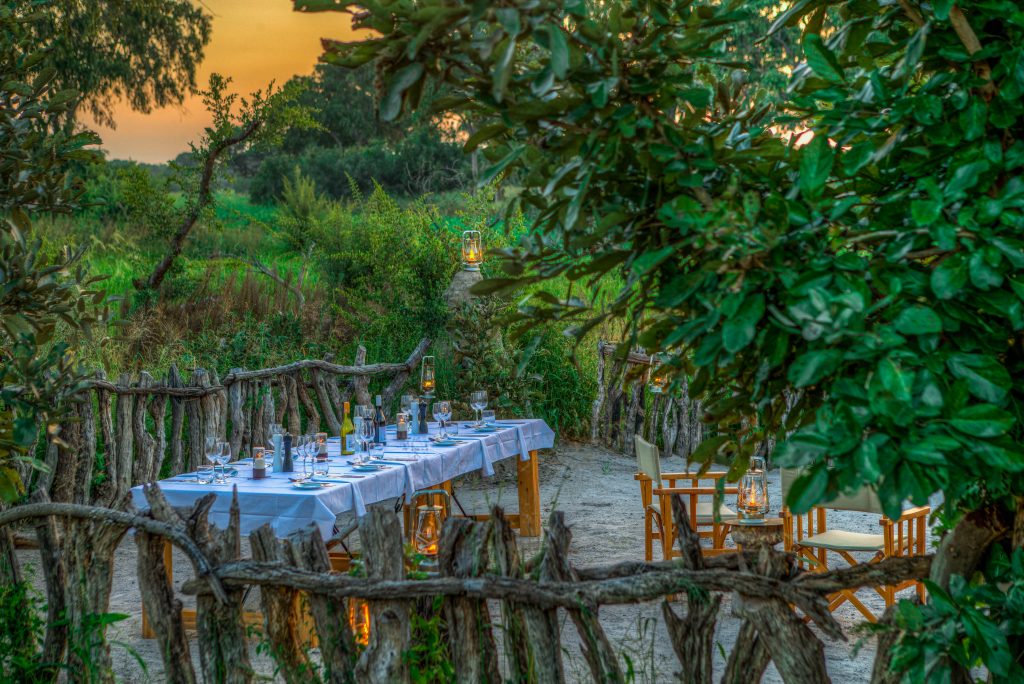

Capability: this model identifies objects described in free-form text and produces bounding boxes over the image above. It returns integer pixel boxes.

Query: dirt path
[16,441,930,682]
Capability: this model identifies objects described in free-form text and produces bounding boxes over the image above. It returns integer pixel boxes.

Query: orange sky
[91,0,359,164]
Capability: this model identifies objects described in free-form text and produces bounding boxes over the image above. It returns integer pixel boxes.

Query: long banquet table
[130,419,555,540]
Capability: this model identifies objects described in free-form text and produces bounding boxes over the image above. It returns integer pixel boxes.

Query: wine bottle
[374,394,387,445]
[341,401,355,455]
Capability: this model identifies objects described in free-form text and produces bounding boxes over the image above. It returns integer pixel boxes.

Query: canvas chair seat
[799,529,885,553]
[647,501,735,523]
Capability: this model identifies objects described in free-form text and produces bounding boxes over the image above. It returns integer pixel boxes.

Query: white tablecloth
[130,419,554,539]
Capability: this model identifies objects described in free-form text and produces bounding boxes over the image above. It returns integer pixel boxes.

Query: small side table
[725,517,785,549]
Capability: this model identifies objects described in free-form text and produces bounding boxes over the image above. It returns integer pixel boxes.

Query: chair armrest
[634,473,653,482]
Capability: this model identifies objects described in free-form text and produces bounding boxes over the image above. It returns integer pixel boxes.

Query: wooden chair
[780,468,929,622]
[634,435,737,561]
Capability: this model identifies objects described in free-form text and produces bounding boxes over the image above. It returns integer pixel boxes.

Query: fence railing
[0,489,930,683]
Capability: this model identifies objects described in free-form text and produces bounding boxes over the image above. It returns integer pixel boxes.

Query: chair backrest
[635,435,662,486]
[780,468,883,514]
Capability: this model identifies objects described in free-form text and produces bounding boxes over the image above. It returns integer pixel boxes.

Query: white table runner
[130,419,554,539]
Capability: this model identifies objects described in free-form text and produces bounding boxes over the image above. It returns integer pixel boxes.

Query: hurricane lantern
[648,354,670,394]
[737,456,770,522]
[420,356,436,397]
[348,598,371,646]
[414,504,443,562]
[461,230,483,271]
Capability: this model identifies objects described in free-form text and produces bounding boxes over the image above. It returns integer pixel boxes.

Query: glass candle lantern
[420,356,436,397]
[415,504,443,560]
[396,412,409,440]
[461,230,483,271]
[737,456,770,521]
[648,354,670,394]
[348,598,371,646]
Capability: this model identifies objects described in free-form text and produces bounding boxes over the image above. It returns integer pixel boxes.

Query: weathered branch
[0,501,228,605]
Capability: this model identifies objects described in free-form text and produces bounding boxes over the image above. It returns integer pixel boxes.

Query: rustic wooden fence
[592,342,706,458]
[0,490,931,683]
[0,339,429,681]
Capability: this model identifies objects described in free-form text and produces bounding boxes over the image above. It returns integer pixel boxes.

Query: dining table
[130,418,554,638]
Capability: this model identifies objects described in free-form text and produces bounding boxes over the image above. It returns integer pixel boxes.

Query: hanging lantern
[737,456,770,522]
[420,356,436,397]
[648,354,670,394]
[348,598,371,646]
[415,504,443,561]
[461,230,483,271]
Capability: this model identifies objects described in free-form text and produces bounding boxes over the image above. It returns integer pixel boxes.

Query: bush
[250,129,469,204]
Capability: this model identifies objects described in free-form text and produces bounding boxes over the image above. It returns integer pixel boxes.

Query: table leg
[517,450,541,537]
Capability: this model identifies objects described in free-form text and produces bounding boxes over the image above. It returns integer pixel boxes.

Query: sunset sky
[91,0,360,164]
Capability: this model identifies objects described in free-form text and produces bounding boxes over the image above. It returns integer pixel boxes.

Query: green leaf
[910,199,942,226]
[854,440,881,480]
[492,37,517,103]
[786,466,828,513]
[932,0,954,20]
[931,254,968,299]
[722,294,765,353]
[799,135,834,199]
[690,435,732,465]
[947,354,1011,403]
[380,63,424,122]
[535,24,569,79]
[893,305,942,335]
[463,123,507,152]
[951,404,1015,437]
[788,349,841,387]
[803,34,845,83]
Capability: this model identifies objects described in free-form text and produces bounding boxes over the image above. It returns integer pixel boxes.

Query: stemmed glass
[432,401,451,439]
[470,390,488,427]
[213,441,231,483]
[358,418,375,464]
[200,441,219,484]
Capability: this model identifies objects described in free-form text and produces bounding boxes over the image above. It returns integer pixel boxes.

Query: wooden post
[438,518,500,681]
[354,509,410,683]
[517,450,541,537]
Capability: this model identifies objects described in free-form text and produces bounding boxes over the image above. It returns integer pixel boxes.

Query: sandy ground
[16,441,934,682]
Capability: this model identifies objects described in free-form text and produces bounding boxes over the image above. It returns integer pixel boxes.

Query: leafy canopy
[308,0,1024,529]
[0,2,106,501]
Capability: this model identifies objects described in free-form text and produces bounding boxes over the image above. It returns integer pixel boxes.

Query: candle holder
[420,356,436,397]
[396,412,409,440]
[737,456,770,523]
[461,230,483,271]
[648,353,670,394]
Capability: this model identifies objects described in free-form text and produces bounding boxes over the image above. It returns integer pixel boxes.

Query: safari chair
[780,468,929,622]
[634,435,737,561]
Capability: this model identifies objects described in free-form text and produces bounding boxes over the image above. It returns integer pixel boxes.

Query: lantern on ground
[461,230,483,271]
[737,456,770,522]
[420,356,436,397]
[348,598,371,646]
[415,505,443,565]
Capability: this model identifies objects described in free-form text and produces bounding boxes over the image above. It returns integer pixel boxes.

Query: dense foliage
[0,1,106,501]
[30,0,211,128]
[246,63,470,203]
[313,0,1024,678]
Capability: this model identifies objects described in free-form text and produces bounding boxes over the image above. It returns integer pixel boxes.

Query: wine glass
[213,441,231,483]
[358,418,375,462]
[432,401,451,439]
[200,440,219,484]
[470,390,488,426]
